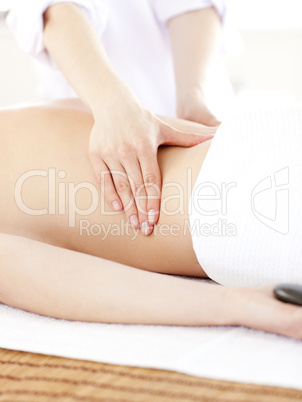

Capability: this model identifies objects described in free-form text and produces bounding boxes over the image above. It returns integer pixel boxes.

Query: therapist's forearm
[43,2,131,115]
[168,7,222,105]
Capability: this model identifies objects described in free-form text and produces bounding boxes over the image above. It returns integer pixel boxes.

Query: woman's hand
[228,285,302,340]
[89,90,214,236]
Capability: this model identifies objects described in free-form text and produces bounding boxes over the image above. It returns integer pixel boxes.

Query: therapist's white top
[7,0,236,117]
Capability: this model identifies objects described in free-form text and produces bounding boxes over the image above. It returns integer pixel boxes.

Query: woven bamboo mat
[0,348,301,402]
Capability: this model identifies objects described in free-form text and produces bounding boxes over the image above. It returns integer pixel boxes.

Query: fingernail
[112,201,121,211]
[130,215,139,229]
[148,209,157,224]
[141,221,151,236]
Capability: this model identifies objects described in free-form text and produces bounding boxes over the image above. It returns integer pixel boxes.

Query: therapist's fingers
[122,157,150,232]
[106,162,140,229]
[89,155,123,212]
[138,152,161,230]
[158,120,215,148]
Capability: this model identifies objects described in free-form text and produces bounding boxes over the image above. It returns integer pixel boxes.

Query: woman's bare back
[0,101,212,277]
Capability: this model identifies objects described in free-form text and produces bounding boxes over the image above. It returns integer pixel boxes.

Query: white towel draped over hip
[189,104,302,287]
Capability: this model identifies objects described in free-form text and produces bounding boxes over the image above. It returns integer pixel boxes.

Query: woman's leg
[1,232,302,340]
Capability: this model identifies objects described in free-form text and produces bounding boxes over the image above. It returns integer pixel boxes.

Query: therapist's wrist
[88,74,121,116]
[90,75,140,119]
[176,86,220,127]
[176,86,206,114]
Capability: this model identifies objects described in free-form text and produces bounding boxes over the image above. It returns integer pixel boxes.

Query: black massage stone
[274,284,302,306]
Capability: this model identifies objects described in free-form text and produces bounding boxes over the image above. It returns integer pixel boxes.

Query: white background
[0,0,302,108]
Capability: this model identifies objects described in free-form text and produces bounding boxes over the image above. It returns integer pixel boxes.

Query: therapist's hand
[43,3,216,236]
[177,88,221,127]
[89,94,214,236]
[43,3,214,236]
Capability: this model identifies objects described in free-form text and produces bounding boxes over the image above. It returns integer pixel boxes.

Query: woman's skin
[0,101,302,340]
[0,100,214,276]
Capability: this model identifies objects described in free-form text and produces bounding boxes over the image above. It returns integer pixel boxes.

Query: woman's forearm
[43,3,132,115]
[0,233,231,326]
[168,7,222,105]
[1,233,302,339]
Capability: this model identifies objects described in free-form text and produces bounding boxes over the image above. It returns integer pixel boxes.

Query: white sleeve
[6,0,109,67]
[151,0,227,25]
[151,0,243,55]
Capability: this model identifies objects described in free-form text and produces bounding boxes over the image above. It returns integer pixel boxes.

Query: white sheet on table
[1,293,301,391]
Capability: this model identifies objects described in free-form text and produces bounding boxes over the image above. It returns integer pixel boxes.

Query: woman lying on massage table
[0,99,301,340]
